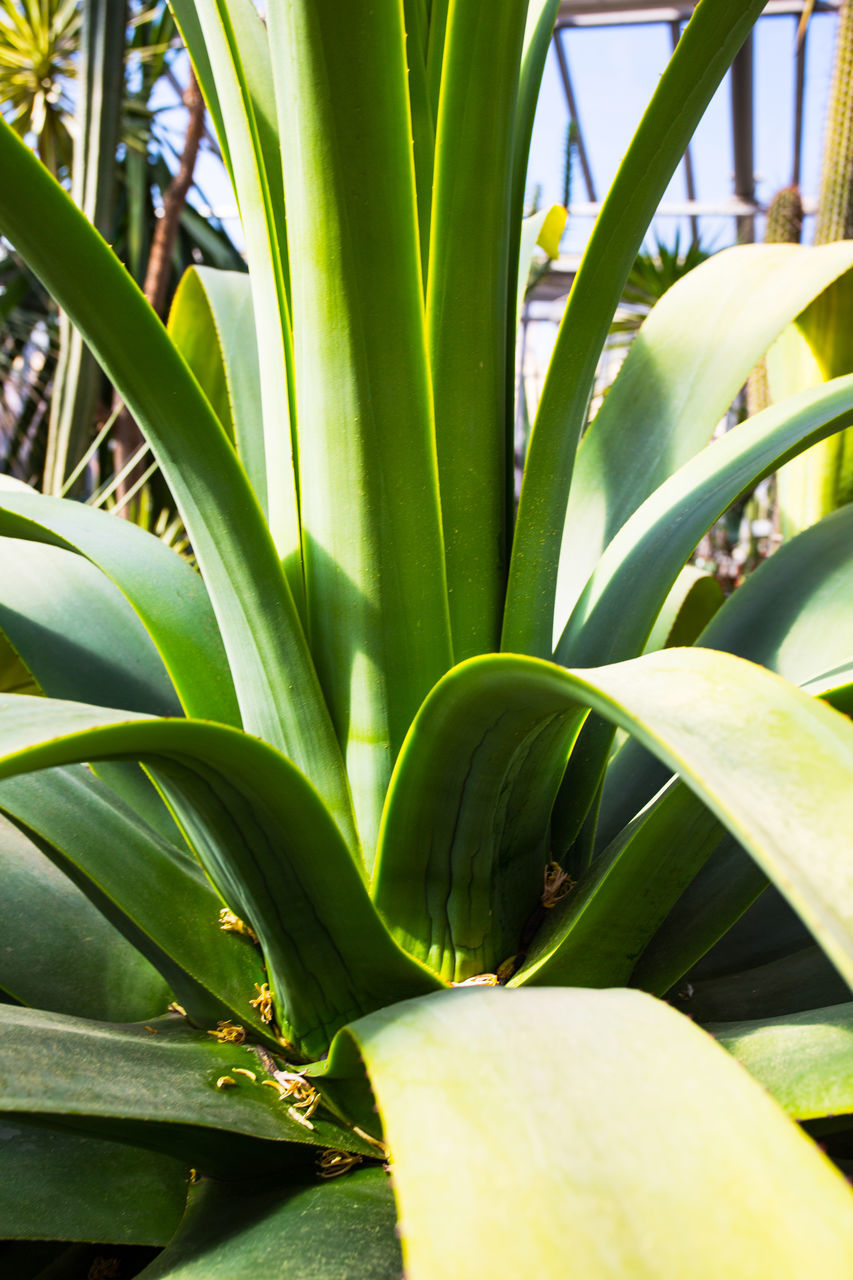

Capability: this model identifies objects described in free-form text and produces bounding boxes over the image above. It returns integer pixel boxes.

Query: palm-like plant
[3,1,853,1275]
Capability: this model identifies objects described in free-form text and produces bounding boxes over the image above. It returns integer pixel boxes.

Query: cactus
[815,0,853,244]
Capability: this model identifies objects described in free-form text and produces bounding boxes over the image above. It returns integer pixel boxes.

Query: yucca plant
[4,0,853,1274]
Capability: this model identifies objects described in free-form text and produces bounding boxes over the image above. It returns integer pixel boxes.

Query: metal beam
[793,11,808,185]
[553,28,597,201]
[556,1,839,29]
[730,31,756,242]
[670,19,699,244]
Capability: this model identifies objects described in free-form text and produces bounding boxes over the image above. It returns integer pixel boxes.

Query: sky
[174,7,841,261]
[527,8,838,256]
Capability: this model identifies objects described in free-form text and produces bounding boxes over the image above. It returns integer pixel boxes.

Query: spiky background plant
[3,1,853,1275]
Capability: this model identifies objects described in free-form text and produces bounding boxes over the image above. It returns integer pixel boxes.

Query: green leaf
[598,501,853,916]
[515,780,724,988]
[167,268,266,513]
[384,646,853,996]
[0,484,237,728]
[341,987,853,1278]
[553,244,853,637]
[169,0,299,577]
[711,1002,853,1122]
[0,1008,372,1176]
[427,0,528,658]
[267,0,452,859]
[373,659,588,982]
[552,374,853,844]
[0,536,181,716]
[556,374,853,669]
[504,0,768,657]
[137,1167,400,1279]
[0,696,444,1059]
[0,1119,187,1245]
[0,811,171,1021]
[0,765,269,1033]
[0,119,355,849]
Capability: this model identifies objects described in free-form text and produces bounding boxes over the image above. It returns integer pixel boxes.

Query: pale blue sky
[528,9,838,253]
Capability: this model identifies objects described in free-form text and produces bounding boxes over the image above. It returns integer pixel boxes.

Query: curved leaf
[341,988,853,1278]
[0,536,180,716]
[373,662,588,981]
[711,1002,853,1122]
[553,244,853,635]
[597,502,853,866]
[377,647,853,998]
[0,697,443,1058]
[0,491,236,726]
[169,0,298,573]
[0,812,170,1022]
[0,119,356,852]
[167,267,265,511]
[0,1119,187,1245]
[504,0,766,657]
[138,1167,400,1279]
[0,1009,372,1176]
[0,766,269,1033]
[515,780,724,988]
[556,374,853,668]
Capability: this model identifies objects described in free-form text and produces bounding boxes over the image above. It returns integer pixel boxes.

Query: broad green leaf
[372,660,588,982]
[0,1009,373,1175]
[553,244,853,637]
[0,812,170,1021]
[0,697,444,1059]
[427,0,528,658]
[504,0,768,658]
[388,647,853,995]
[0,537,180,716]
[0,120,356,850]
[138,1167,400,1279]
[0,766,270,1033]
[515,780,724,988]
[556,374,853,669]
[0,492,235,726]
[552,374,853,843]
[598,501,853,889]
[341,987,853,1278]
[712,1002,853,1121]
[169,0,298,576]
[167,267,266,512]
[267,0,452,860]
[0,1119,187,1245]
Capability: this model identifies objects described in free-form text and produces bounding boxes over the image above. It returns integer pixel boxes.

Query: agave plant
[4,0,853,1274]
